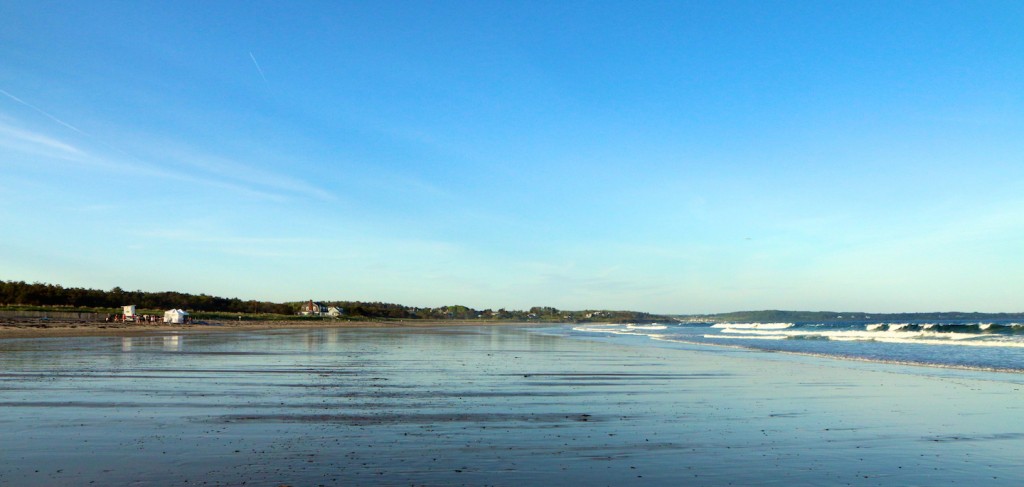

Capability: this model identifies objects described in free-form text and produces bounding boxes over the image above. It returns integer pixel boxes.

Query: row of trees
[1,280,668,322]
[0,281,295,314]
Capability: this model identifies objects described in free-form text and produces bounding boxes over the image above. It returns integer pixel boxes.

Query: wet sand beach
[0,317,511,339]
[1,325,1023,486]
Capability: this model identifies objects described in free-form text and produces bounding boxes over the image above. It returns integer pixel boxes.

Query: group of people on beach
[104,314,178,323]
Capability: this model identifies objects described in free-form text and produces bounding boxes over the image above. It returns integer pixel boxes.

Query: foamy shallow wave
[561,319,1024,373]
[704,334,790,341]
[573,324,621,333]
[626,324,668,330]
[717,327,982,340]
[564,320,1024,372]
[710,332,1024,348]
[864,323,1022,333]
[707,325,1024,347]
[572,324,664,337]
[711,322,794,330]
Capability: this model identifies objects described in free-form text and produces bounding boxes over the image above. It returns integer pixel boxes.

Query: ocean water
[568,320,1024,373]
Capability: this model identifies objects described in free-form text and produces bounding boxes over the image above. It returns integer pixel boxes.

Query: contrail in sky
[0,88,86,135]
[0,86,327,201]
[0,87,137,161]
[249,52,269,84]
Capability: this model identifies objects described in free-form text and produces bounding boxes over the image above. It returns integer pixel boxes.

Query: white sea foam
[711,322,794,330]
[572,324,619,333]
[568,322,1024,372]
[705,334,789,340]
[626,324,667,330]
[657,334,1024,373]
[976,322,1024,329]
[708,327,1024,348]
[572,324,654,337]
[869,323,939,331]
[719,327,982,340]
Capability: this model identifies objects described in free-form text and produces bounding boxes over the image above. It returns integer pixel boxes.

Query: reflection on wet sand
[120,335,183,352]
[1,326,1023,486]
[163,335,181,351]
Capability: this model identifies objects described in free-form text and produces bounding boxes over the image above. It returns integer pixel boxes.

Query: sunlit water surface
[2,326,1023,486]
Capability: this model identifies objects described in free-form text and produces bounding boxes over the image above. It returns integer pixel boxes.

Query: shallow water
[571,320,1024,372]
[2,326,1023,485]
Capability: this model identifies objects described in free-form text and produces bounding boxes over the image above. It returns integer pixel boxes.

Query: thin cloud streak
[0,88,87,136]
[0,104,329,202]
[0,122,289,202]
[0,122,84,157]
[166,151,336,202]
[138,228,464,265]
[140,229,324,245]
[249,52,269,84]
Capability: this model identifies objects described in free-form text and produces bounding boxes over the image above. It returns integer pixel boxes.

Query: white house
[163,309,189,324]
[300,300,324,315]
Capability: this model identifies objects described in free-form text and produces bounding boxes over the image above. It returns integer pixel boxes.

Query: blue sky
[1,1,1022,313]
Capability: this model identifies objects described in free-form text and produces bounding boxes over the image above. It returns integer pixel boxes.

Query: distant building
[299,300,327,315]
[163,309,189,324]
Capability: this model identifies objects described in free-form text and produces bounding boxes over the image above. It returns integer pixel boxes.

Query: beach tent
[163,309,189,324]
[123,305,136,320]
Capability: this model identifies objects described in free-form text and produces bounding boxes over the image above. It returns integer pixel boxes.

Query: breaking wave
[567,320,1024,372]
[707,322,1024,347]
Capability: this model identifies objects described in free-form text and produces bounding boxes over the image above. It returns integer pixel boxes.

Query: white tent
[163,309,189,324]
[123,305,136,319]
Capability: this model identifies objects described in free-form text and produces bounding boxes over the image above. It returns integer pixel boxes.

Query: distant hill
[674,310,1024,323]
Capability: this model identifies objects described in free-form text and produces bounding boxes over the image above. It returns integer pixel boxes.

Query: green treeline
[0,280,295,314]
[0,280,665,322]
[321,302,660,322]
[9,281,1018,323]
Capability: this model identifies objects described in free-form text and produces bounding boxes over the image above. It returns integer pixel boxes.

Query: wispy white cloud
[249,52,269,84]
[0,121,85,159]
[163,150,336,201]
[140,229,321,245]
[0,88,87,136]
[69,203,119,213]
[0,88,334,202]
[140,228,461,263]
[0,124,289,202]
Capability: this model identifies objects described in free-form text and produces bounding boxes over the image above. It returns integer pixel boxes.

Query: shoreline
[0,317,549,339]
